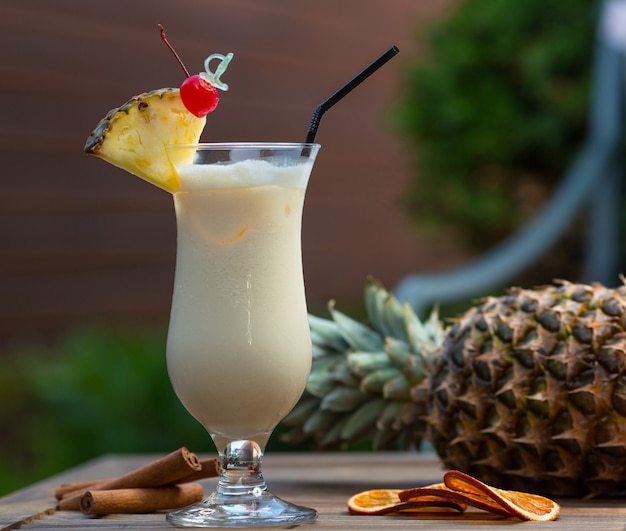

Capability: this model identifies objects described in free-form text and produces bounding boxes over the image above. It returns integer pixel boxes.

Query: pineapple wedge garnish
[84,88,205,192]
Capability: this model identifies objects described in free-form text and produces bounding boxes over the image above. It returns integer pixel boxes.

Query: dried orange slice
[443,470,561,522]
[400,483,510,517]
[347,487,466,515]
[347,489,411,515]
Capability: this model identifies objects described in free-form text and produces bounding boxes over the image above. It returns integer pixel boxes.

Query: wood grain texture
[2,453,626,530]
[0,0,466,340]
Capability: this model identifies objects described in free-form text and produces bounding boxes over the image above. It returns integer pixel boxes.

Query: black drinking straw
[305,45,399,144]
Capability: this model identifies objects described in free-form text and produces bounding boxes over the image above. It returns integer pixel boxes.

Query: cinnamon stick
[98,447,201,490]
[56,455,220,502]
[58,447,202,510]
[173,457,220,484]
[79,483,204,515]
[55,479,108,501]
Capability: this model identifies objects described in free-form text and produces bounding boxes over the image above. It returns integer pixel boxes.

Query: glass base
[166,490,317,528]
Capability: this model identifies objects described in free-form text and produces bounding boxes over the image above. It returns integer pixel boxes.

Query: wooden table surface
[1,452,626,530]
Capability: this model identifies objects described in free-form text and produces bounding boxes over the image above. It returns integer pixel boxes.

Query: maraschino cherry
[180,76,219,117]
[159,24,232,118]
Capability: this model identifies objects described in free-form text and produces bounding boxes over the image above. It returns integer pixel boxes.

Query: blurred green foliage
[0,326,195,495]
[0,326,300,496]
[395,0,595,250]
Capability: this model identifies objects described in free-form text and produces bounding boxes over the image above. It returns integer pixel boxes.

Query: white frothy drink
[166,157,315,450]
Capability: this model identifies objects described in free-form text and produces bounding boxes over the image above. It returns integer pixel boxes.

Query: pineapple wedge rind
[84,88,206,193]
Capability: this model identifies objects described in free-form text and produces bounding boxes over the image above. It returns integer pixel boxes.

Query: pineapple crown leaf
[359,367,404,394]
[302,408,338,436]
[308,313,350,353]
[331,362,361,388]
[347,351,391,376]
[364,277,409,342]
[404,303,443,349]
[382,374,412,401]
[328,300,385,351]
[376,400,405,429]
[384,337,414,365]
[283,395,319,425]
[319,416,348,447]
[307,366,341,398]
[340,397,387,441]
[320,386,368,413]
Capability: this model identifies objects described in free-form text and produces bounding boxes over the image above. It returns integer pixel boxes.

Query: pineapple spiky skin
[284,279,626,497]
[429,280,626,497]
[84,89,205,192]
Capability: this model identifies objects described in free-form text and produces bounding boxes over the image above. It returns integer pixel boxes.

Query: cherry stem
[158,24,190,78]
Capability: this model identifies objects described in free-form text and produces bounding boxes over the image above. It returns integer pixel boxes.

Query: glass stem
[214,440,267,500]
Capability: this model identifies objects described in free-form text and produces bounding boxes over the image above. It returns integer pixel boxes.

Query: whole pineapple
[283,278,626,497]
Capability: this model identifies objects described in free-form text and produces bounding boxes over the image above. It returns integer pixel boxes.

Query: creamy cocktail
[164,143,319,527]
[166,150,315,450]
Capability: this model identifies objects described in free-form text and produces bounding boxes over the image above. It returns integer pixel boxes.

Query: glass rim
[166,142,321,151]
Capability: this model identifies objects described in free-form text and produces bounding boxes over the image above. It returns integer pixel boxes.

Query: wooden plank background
[0,0,464,341]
